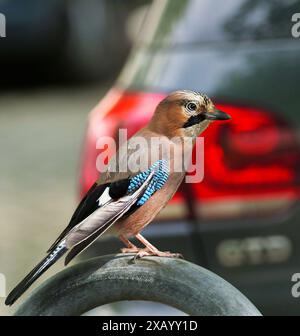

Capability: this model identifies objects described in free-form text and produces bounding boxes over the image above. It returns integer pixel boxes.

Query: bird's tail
[5,242,67,306]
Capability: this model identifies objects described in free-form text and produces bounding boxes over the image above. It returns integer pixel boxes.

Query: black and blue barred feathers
[128,160,169,206]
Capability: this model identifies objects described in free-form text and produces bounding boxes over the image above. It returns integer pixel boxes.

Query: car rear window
[138,0,300,45]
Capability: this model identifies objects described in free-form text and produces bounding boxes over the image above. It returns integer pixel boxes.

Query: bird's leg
[119,235,140,254]
[134,233,183,259]
[135,233,158,253]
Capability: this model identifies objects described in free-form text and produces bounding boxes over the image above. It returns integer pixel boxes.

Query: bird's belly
[113,172,185,237]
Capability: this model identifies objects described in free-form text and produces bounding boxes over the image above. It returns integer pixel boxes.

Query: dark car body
[80,0,300,315]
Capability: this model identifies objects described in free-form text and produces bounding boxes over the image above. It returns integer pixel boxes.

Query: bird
[5,90,230,306]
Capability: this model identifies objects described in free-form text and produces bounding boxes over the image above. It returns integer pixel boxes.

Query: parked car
[79,0,300,315]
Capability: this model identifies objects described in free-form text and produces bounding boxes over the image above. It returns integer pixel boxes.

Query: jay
[5,90,230,305]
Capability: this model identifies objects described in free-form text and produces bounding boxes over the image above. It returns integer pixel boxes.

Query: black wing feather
[109,179,130,199]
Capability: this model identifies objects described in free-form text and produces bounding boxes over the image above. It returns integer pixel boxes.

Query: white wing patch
[97,187,111,207]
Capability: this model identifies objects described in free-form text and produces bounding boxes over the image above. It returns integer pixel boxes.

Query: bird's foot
[133,248,183,260]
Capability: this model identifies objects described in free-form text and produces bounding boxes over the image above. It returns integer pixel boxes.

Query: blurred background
[0,0,150,315]
[1,0,300,316]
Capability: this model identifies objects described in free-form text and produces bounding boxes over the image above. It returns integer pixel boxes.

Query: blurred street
[0,85,108,315]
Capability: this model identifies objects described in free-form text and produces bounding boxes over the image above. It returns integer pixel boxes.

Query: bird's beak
[204,110,231,121]
[183,109,231,128]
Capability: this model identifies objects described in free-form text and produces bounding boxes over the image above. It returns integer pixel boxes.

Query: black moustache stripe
[183,114,206,128]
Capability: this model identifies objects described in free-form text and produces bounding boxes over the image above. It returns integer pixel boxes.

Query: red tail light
[80,90,300,220]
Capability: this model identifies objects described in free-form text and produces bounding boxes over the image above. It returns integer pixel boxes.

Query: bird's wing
[47,174,136,253]
[52,133,147,252]
[49,132,150,252]
[47,182,109,252]
[64,171,156,264]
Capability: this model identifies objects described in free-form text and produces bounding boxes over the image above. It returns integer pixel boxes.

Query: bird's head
[149,90,231,138]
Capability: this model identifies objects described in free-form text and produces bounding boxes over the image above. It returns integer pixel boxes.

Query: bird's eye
[186,102,197,112]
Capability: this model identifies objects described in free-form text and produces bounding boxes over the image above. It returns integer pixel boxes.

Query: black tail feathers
[5,242,67,306]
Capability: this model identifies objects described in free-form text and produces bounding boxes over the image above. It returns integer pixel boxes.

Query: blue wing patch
[128,160,169,206]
